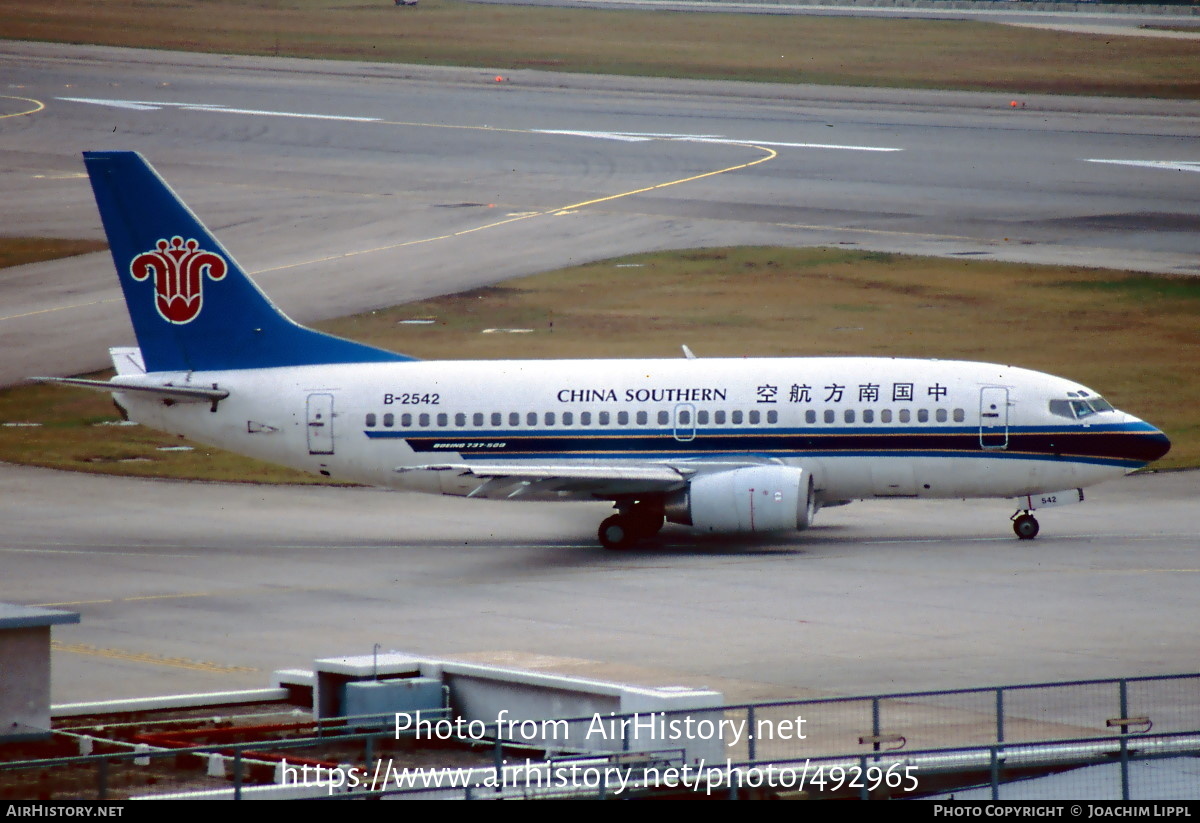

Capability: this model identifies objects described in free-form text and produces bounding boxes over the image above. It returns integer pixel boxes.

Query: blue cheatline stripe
[364,421,1159,439]
[363,423,1163,468]
[378,446,1142,470]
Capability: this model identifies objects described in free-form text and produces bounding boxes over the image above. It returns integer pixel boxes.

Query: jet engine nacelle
[666,466,814,534]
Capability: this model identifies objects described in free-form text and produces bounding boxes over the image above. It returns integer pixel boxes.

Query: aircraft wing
[395,462,694,500]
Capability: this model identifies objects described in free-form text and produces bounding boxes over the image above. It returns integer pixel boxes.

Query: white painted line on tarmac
[56,97,165,111]
[688,137,900,152]
[0,546,203,557]
[55,99,900,152]
[536,129,658,142]
[179,104,381,122]
[535,127,902,152]
[57,97,381,122]
[1085,159,1200,174]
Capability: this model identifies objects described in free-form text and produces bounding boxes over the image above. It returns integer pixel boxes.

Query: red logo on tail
[130,237,228,324]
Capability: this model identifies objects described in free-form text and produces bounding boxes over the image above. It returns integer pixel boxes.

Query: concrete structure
[303,651,725,763]
[0,604,79,741]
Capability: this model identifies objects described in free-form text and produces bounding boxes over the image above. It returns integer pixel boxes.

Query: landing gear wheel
[1013,513,1040,540]
[630,514,664,539]
[598,515,636,550]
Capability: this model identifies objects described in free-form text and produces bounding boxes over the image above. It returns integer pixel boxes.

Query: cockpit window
[1049,396,1114,419]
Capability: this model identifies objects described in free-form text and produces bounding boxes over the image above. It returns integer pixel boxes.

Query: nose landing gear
[1011,511,1040,540]
[1008,489,1084,540]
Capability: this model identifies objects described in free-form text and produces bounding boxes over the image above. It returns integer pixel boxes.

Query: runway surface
[0,42,1197,704]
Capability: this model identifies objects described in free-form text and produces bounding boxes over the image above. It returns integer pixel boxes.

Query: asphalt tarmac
[1,462,1195,705]
[0,42,1196,705]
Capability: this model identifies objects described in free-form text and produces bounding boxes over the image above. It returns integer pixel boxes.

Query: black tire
[598,515,636,550]
[1013,514,1040,540]
[630,514,664,539]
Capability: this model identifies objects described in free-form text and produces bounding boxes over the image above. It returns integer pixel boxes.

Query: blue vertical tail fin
[84,151,412,373]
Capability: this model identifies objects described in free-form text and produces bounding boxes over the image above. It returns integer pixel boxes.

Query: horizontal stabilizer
[34,376,229,404]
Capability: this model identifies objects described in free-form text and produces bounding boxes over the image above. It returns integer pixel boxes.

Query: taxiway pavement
[2,462,1195,704]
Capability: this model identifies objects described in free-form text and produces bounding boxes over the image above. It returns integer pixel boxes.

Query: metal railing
[3,673,1198,799]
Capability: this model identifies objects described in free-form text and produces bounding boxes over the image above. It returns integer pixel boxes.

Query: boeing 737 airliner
[41,152,1172,548]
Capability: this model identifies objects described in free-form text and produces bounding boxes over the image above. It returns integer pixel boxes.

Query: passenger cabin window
[824,409,835,424]
[731,411,743,425]
[658,410,670,425]
[844,409,855,424]
[767,410,778,424]
[806,410,817,424]
[527,412,537,426]
[599,411,610,425]
[749,410,760,424]
[455,413,466,427]
[402,413,412,427]
[366,413,377,427]
[880,409,892,424]
[510,412,520,426]
[953,408,965,423]
[636,411,647,425]
[437,413,448,427]
[617,411,629,425]
[698,411,710,425]
[473,413,484,427]
[917,409,929,423]
[580,412,592,426]
[419,413,430,427]
[863,409,874,424]
[899,409,911,424]
[492,412,502,427]
[714,410,726,425]
[936,409,948,423]
[563,412,574,426]
[545,412,556,426]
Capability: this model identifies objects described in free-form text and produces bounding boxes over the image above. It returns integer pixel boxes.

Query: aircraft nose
[1123,416,1171,464]
[1142,427,1172,463]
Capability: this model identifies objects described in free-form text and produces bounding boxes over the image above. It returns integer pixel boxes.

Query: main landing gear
[1011,510,1040,540]
[598,500,665,550]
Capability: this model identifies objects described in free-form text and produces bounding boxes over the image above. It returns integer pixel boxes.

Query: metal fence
[537,672,1200,764]
[312,731,1200,799]
[2,672,1197,799]
[717,731,1200,800]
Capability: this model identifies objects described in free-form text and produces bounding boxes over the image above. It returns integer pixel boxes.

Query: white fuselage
[113,356,1161,506]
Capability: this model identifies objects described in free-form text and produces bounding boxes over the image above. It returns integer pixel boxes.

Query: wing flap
[395,463,692,500]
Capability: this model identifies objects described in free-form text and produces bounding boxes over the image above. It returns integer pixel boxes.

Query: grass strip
[2,245,1195,480]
